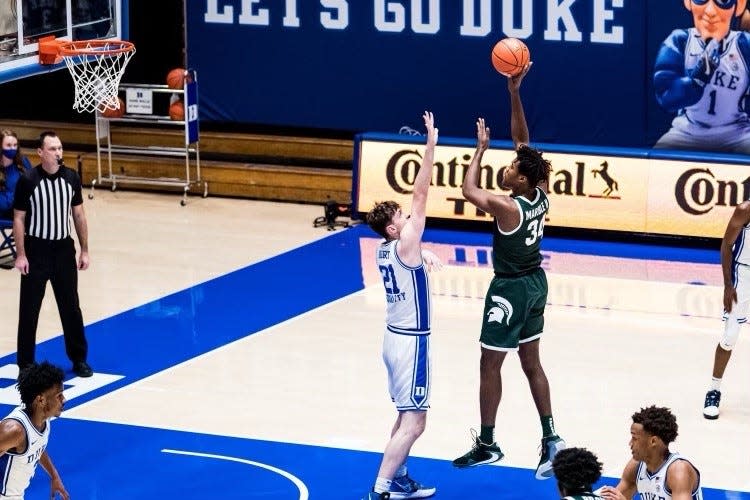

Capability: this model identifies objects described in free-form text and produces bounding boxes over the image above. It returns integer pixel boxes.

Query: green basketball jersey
[492,187,549,276]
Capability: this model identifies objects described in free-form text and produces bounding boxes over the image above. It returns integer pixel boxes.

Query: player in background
[703,200,750,419]
[552,447,604,500]
[0,362,69,500]
[599,406,703,500]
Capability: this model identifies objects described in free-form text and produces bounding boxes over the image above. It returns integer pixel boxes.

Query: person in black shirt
[12,131,92,378]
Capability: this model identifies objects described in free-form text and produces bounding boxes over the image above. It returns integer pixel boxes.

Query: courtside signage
[354,137,731,238]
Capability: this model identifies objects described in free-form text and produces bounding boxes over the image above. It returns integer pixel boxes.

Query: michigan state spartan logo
[487,296,513,325]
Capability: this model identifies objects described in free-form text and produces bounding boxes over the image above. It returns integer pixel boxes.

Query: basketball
[100,97,125,118]
[491,38,530,77]
[169,99,185,121]
[166,68,186,89]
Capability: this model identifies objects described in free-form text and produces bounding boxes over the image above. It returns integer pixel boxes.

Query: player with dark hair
[452,64,565,480]
[552,447,604,499]
[653,0,750,154]
[0,361,68,499]
[362,111,441,500]
[599,406,703,500]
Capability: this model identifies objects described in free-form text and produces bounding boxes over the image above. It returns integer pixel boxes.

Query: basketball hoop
[40,38,135,113]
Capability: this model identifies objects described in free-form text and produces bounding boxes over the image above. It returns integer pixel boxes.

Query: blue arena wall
[185,1,732,151]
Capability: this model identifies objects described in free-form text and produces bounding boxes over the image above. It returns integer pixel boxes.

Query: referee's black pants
[17,236,88,369]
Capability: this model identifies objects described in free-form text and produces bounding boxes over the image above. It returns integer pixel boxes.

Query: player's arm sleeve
[654,30,705,112]
[70,171,83,206]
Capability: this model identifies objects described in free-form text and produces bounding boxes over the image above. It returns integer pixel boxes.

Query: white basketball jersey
[635,453,703,500]
[732,222,750,267]
[0,408,50,498]
[376,240,431,335]
[683,30,749,128]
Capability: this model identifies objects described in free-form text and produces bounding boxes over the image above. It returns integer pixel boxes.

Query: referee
[12,131,92,378]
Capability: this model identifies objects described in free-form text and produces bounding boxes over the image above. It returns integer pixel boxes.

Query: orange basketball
[169,100,185,121]
[491,38,530,76]
[100,97,125,118]
[166,68,186,89]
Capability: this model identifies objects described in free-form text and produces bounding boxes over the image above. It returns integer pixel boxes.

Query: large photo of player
[653,0,750,155]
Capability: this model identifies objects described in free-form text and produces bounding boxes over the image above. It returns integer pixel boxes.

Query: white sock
[710,377,722,392]
[374,477,392,494]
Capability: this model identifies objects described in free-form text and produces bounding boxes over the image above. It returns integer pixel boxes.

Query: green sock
[479,425,494,444]
[541,415,555,438]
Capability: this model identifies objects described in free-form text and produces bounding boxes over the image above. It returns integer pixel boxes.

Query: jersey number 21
[379,264,400,294]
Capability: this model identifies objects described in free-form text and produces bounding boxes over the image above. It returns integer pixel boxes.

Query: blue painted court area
[0,225,720,411]
[0,224,743,499]
[24,419,746,500]
[0,227,367,410]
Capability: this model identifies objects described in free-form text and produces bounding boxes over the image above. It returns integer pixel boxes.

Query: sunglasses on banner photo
[691,0,737,9]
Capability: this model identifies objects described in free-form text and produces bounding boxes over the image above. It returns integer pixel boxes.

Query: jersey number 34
[524,218,545,246]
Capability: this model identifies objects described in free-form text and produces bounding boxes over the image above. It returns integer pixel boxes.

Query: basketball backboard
[0,0,128,83]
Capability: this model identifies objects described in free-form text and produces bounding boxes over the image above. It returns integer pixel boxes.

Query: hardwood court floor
[0,191,747,498]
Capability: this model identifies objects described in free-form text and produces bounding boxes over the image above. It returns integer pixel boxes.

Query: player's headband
[691,0,737,9]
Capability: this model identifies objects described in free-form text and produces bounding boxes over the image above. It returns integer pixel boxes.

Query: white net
[60,41,135,114]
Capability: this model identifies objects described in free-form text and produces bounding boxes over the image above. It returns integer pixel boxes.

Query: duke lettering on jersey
[0,408,50,497]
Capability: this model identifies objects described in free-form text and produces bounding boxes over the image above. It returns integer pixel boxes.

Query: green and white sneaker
[536,435,566,479]
[452,430,504,468]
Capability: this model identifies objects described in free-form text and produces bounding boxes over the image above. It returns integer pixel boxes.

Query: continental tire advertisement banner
[353,135,745,239]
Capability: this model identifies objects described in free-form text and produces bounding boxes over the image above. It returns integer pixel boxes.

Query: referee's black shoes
[72,361,93,378]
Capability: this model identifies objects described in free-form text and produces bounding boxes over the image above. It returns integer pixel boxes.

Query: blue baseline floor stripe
[26,419,749,500]
[0,227,368,409]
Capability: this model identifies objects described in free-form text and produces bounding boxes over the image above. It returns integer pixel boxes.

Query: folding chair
[0,219,15,261]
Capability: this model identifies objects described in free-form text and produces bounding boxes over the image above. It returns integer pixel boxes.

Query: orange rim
[59,40,135,56]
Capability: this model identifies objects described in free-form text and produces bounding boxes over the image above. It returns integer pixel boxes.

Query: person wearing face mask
[653,0,750,155]
[0,129,31,220]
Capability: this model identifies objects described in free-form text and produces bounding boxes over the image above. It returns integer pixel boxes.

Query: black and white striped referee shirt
[12,164,83,240]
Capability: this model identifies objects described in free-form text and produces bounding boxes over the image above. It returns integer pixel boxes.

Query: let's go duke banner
[187,1,750,156]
